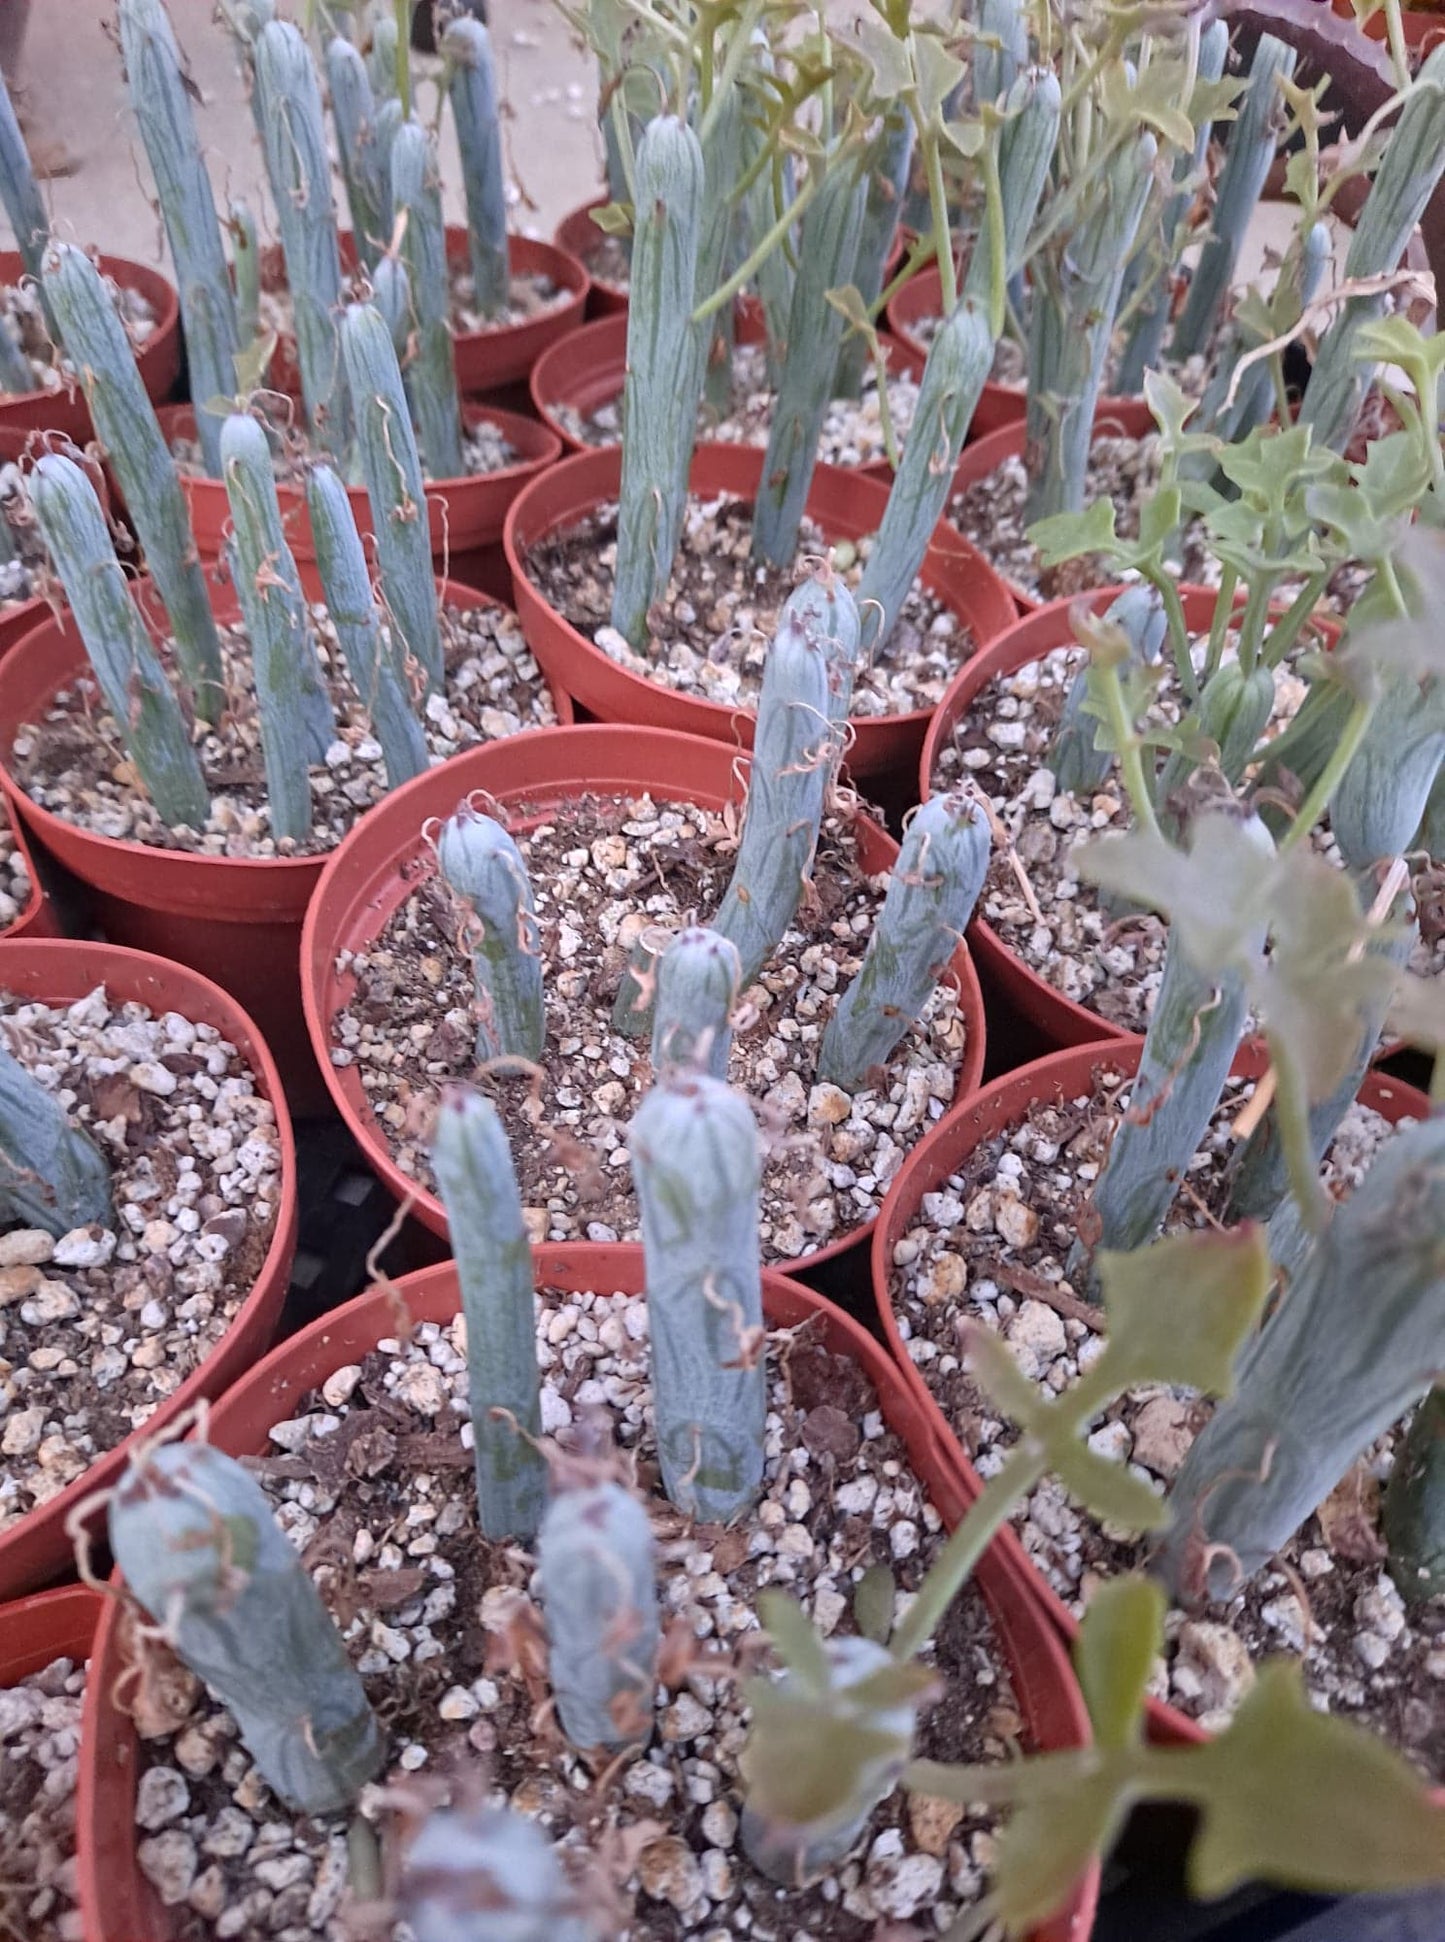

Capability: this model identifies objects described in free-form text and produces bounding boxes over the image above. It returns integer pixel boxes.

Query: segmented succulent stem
[711,583,835,987]
[444,17,510,320]
[835,110,915,398]
[537,1477,660,1749]
[1189,221,1332,459]
[110,1441,384,1815]
[390,117,466,481]
[327,35,392,274]
[30,451,210,829]
[341,300,445,691]
[252,19,352,455]
[1170,35,1296,362]
[751,155,866,568]
[304,462,426,789]
[221,413,336,843]
[368,13,399,105]
[1049,588,1166,796]
[399,1808,594,1942]
[120,0,239,480]
[652,926,741,1077]
[961,66,1062,318]
[434,800,545,1064]
[856,301,994,649]
[41,240,224,721]
[969,0,1029,111]
[0,70,51,314]
[818,793,989,1090]
[1385,1387,1445,1606]
[229,197,262,356]
[632,1070,765,1523]
[370,251,412,356]
[1331,673,1445,872]
[692,88,746,421]
[0,1038,112,1235]
[0,314,31,393]
[611,115,704,649]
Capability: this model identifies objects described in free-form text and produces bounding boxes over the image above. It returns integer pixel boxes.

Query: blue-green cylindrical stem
[711,581,835,987]
[818,792,989,1091]
[794,568,861,739]
[229,198,262,354]
[370,252,412,357]
[253,20,352,455]
[221,414,335,843]
[431,1088,546,1541]
[1331,674,1445,872]
[835,108,915,398]
[434,801,545,1064]
[1050,587,1166,796]
[750,155,867,568]
[42,240,224,722]
[1170,35,1296,362]
[121,0,240,481]
[537,1479,660,1749]
[341,301,445,691]
[632,1070,765,1523]
[327,35,392,274]
[0,1040,112,1235]
[0,313,31,392]
[611,115,704,649]
[970,0,1028,111]
[305,463,426,790]
[0,70,51,319]
[652,926,741,1077]
[857,301,994,649]
[1189,220,1332,458]
[692,89,746,421]
[110,1442,384,1816]
[30,452,210,830]
[1385,1387,1445,1606]
[368,13,399,104]
[390,118,465,481]
[961,66,1062,317]
[444,17,509,320]
[1300,43,1445,452]
[400,1809,593,1942]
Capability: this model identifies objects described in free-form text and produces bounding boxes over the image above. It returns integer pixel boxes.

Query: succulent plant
[632,1069,765,1523]
[398,1806,594,1942]
[120,0,240,480]
[818,792,989,1092]
[651,925,741,1078]
[431,1086,546,1541]
[537,1476,660,1749]
[1385,1387,1445,1607]
[390,118,466,483]
[834,107,914,400]
[443,16,510,321]
[29,451,210,831]
[228,196,262,358]
[0,70,51,321]
[109,1440,384,1816]
[434,801,545,1066]
[41,240,224,723]
[0,1035,112,1235]
[1049,587,1166,797]
[326,33,393,276]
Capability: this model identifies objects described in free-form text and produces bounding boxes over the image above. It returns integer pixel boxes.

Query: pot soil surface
[122,1288,1020,1939]
[0,797,32,931]
[0,276,157,400]
[525,493,976,716]
[10,599,557,859]
[169,413,518,488]
[0,983,281,1536]
[889,1065,1443,1774]
[330,794,970,1262]
[0,1645,87,1940]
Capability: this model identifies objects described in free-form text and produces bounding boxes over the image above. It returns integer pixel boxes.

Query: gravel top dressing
[930,634,1309,1032]
[0,798,32,931]
[526,493,976,716]
[170,415,519,487]
[0,460,54,609]
[11,600,556,859]
[259,266,568,354]
[0,275,157,397]
[0,1649,87,1940]
[889,1069,1444,1774]
[124,1290,1019,1940]
[0,984,281,1534]
[555,342,922,471]
[331,795,969,1262]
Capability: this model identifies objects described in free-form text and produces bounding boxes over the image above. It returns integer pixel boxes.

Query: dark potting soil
[523,494,977,716]
[889,1068,1444,1774]
[330,794,969,1262]
[123,1302,1021,1939]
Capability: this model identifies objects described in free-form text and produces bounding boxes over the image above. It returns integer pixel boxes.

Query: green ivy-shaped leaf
[1096,1227,1272,1395]
[1073,1576,1165,1751]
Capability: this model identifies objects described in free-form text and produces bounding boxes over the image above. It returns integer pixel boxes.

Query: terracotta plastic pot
[0,791,57,941]
[918,587,1343,1054]
[504,442,1018,786]
[0,430,119,666]
[300,722,987,1270]
[79,1245,1099,1942]
[0,939,297,1598]
[871,1038,1430,1748]
[155,400,561,582]
[1330,0,1445,54]
[948,408,1161,616]
[553,197,630,316]
[0,569,569,1110]
[0,1582,103,1682]
[0,252,181,442]
[530,311,926,482]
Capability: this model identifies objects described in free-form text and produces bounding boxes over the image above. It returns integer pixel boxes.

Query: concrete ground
[7,0,602,264]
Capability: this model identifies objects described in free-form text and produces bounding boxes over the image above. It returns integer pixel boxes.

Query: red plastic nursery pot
[529,310,927,482]
[869,1037,1430,1749]
[553,196,630,316]
[154,400,562,583]
[299,722,987,1269]
[0,428,118,665]
[0,569,570,1111]
[78,1246,1099,1942]
[503,442,1018,787]
[0,1582,103,1682]
[0,794,57,942]
[0,251,181,442]
[0,939,298,1598]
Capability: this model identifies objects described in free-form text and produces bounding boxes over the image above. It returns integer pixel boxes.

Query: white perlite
[0,1651,87,1941]
[0,985,281,1531]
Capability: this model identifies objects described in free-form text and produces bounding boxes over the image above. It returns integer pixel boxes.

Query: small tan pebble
[321,1364,362,1408]
[909,1794,964,1856]
[637,1836,704,1912]
[992,1192,1039,1249]
[0,1228,54,1267]
[1128,1396,1196,1481]
[1176,1620,1255,1712]
[808,1082,852,1127]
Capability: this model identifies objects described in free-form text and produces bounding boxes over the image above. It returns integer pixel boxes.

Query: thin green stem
[1270,1036,1331,1234]
[1142,566,1198,706]
[693,169,820,322]
[892,1446,1047,1662]
[872,227,939,322]
[1097,660,1162,840]
[1277,695,1372,856]
[922,130,957,314]
[1235,575,1271,679]
[1382,0,1413,91]
[394,0,411,110]
[1261,573,1328,670]
[698,0,764,145]
[979,132,1006,341]
[608,88,638,205]
[1206,564,1239,681]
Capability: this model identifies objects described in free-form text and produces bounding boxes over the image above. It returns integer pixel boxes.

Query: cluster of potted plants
[0,0,1442,1937]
